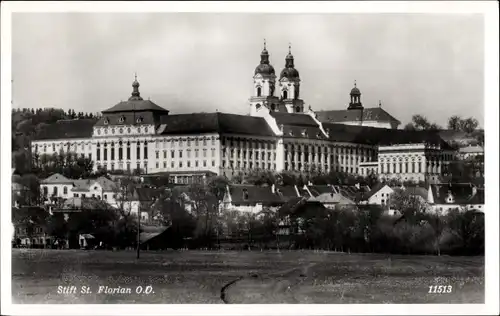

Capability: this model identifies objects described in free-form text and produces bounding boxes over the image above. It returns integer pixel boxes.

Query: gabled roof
[316,107,401,124]
[33,119,96,141]
[311,192,355,205]
[282,125,327,140]
[228,185,282,205]
[158,113,275,136]
[363,183,390,200]
[307,185,335,197]
[40,173,74,184]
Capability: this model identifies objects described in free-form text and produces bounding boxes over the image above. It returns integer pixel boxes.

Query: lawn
[11,249,484,304]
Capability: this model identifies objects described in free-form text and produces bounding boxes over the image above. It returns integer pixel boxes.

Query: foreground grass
[11,249,484,304]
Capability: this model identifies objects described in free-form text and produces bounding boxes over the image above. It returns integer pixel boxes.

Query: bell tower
[279,44,304,113]
[249,40,280,116]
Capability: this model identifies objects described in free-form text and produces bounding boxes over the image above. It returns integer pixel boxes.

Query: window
[171,162,174,168]
[143,142,148,159]
[257,86,262,97]
[179,150,183,158]
[137,142,141,159]
[104,194,107,200]
[179,161,183,168]
[171,150,175,158]
[203,149,207,157]
[119,144,123,160]
[104,145,108,161]
[164,151,167,159]
[97,144,101,160]
[212,160,215,167]
[156,162,159,168]
[111,146,115,160]
[211,138,215,146]
[163,162,167,168]
[203,160,207,167]
[156,151,159,159]
[196,161,199,167]
[203,139,207,146]
[187,161,191,168]
[211,148,215,157]
[126,143,130,160]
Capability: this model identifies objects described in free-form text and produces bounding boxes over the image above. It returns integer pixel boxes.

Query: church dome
[350,81,361,95]
[280,67,300,79]
[255,63,275,76]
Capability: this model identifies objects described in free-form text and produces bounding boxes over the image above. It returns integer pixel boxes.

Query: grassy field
[11,249,484,304]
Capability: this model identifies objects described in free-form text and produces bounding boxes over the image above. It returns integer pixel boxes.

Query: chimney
[271,184,275,194]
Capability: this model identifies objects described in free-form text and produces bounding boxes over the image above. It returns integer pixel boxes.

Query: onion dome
[254,40,275,76]
[129,73,143,101]
[279,44,300,80]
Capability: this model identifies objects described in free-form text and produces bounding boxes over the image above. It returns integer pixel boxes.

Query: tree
[405,114,441,131]
[447,115,462,131]
[459,117,479,134]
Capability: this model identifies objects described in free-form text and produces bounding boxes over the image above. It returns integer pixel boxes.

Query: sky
[12,13,484,127]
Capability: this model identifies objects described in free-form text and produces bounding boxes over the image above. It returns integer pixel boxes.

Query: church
[30,43,454,184]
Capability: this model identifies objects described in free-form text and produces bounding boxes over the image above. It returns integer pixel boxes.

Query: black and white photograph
[1,1,498,315]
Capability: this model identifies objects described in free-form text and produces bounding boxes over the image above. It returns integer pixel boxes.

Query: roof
[56,197,112,211]
[228,185,282,205]
[140,226,169,243]
[402,186,429,200]
[311,192,355,205]
[40,173,74,184]
[270,112,318,127]
[316,107,401,125]
[430,183,484,205]
[134,187,164,202]
[321,122,452,148]
[459,145,484,154]
[33,119,96,141]
[363,183,389,200]
[72,177,118,192]
[158,113,275,136]
[102,99,169,114]
[95,111,160,127]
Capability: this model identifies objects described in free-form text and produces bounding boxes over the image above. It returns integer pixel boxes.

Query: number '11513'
[428,285,452,293]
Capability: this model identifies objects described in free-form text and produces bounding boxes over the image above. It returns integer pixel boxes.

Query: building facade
[31,43,455,184]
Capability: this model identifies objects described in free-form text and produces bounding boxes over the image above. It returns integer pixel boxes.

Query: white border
[1,1,499,315]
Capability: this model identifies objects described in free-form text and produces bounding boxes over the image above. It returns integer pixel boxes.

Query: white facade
[367,185,394,206]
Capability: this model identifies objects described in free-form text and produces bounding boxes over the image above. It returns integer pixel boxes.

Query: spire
[379,100,382,108]
[285,42,294,68]
[129,73,143,101]
[260,39,270,64]
[354,80,357,88]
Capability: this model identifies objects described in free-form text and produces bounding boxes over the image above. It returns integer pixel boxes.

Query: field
[11,249,484,304]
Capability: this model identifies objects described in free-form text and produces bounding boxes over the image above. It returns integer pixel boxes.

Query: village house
[427,183,484,214]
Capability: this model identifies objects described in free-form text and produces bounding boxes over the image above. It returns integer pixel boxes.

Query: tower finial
[134,72,137,81]
[354,80,357,88]
[264,38,266,50]
[288,42,291,54]
[379,100,382,107]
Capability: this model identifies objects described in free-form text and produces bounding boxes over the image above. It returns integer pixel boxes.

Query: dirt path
[221,262,317,303]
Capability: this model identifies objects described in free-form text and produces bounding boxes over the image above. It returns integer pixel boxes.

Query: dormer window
[136,117,143,123]
[118,116,125,123]
[103,118,109,125]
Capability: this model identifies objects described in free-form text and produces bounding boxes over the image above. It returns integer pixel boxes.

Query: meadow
[11,249,484,304]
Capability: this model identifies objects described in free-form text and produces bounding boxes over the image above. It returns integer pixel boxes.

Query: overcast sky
[12,13,484,127]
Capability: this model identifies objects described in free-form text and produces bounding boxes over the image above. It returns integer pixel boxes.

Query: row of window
[223,161,276,170]
[221,139,276,150]
[155,137,216,148]
[156,148,216,159]
[285,144,373,156]
[155,160,216,169]
[223,150,276,161]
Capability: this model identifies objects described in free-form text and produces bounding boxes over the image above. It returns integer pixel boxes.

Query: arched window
[118,141,123,160]
[96,143,101,160]
[63,186,68,195]
[126,142,131,160]
[43,186,48,196]
[283,90,288,100]
[53,186,58,196]
[256,87,262,97]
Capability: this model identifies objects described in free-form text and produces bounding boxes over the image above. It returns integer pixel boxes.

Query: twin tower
[249,41,305,116]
